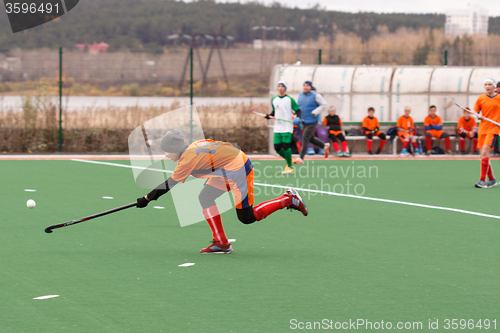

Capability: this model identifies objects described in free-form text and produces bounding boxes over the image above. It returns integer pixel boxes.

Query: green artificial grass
[1,159,499,332]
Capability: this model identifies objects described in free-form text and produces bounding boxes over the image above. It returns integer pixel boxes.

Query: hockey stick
[250,108,293,123]
[455,102,500,127]
[44,202,137,233]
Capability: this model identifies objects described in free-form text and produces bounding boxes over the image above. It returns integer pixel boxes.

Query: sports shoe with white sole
[285,187,308,216]
[294,157,304,164]
[475,180,490,188]
[200,241,233,254]
[487,179,497,187]
[282,166,294,174]
[324,143,330,158]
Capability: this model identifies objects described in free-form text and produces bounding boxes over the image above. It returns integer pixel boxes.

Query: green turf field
[2,159,500,332]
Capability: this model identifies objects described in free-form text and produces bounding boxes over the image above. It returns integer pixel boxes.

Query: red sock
[253,195,290,221]
[379,139,386,151]
[332,142,340,151]
[472,138,478,151]
[460,138,465,151]
[444,137,450,151]
[341,141,348,152]
[296,141,302,153]
[426,137,432,151]
[402,141,408,149]
[481,158,489,181]
[413,142,418,149]
[202,205,228,244]
[367,139,373,152]
[488,161,495,181]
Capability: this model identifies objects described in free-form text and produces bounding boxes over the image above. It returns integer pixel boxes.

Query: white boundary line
[71,159,500,221]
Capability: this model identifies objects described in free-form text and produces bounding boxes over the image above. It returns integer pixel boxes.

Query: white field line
[71,159,500,220]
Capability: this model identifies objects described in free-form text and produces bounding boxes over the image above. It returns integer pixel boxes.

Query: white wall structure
[445,5,488,36]
[269,64,500,123]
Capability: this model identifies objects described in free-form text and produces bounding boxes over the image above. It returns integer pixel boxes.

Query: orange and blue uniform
[171,139,254,209]
[474,94,500,149]
[362,116,386,153]
[424,114,450,152]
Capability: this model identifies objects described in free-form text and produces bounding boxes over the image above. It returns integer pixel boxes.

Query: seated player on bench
[136,130,308,254]
[362,107,387,154]
[457,109,478,155]
[424,105,452,155]
[322,106,349,157]
[397,106,420,155]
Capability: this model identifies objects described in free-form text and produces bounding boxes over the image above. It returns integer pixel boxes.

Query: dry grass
[0,98,269,153]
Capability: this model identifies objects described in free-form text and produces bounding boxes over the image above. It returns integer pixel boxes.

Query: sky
[205,0,499,17]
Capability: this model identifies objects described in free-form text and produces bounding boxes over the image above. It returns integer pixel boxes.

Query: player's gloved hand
[374,127,379,133]
[136,196,150,208]
[264,114,271,119]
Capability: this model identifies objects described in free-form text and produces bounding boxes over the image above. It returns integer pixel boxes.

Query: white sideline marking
[24,189,36,192]
[178,263,195,267]
[33,295,59,300]
[102,196,114,199]
[71,159,500,220]
[154,206,165,209]
[228,239,236,242]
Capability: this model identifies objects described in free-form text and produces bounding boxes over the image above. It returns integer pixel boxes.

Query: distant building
[445,6,488,36]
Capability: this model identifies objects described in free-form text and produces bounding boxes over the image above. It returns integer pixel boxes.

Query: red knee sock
[341,141,348,152]
[402,141,408,149]
[488,161,495,181]
[202,205,228,244]
[253,195,290,221]
[426,137,432,151]
[413,142,418,149]
[332,142,340,151]
[472,138,478,151]
[367,139,373,152]
[379,139,386,151]
[444,137,450,151]
[460,138,465,151]
[481,158,490,181]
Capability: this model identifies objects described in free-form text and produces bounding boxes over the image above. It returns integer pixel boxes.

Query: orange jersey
[474,94,500,135]
[171,140,250,183]
[396,115,415,132]
[424,115,443,130]
[362,116,380,131]
[457,116,477,134]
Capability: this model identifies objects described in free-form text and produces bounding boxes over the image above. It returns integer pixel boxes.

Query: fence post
[190,47,193,143]
[444,50,448,66]
[58,47,63,152]
[318,49,322,65]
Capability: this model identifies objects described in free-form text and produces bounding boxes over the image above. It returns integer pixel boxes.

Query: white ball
[26,199,36,209]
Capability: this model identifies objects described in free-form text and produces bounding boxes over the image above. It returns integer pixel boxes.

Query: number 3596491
[444,319,496,330]
[5,2,60,14]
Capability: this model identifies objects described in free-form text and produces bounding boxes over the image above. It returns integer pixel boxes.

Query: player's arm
[137,177,179,208]
[291,97,301,117]
[433,117,443,130]
[424,117,434,131]
[323,117,328,126]
[311,93,327,116]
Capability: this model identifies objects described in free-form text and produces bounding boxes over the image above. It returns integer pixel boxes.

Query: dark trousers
[300,123,325,159]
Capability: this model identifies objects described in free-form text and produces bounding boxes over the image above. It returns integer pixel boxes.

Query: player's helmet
[160,129,187,153]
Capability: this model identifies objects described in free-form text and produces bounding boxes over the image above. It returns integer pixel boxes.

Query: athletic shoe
[368,150,373,155]
[446,150,453,155]
[337,151,343,157]
[415,148,421,154]
[473,150,479,155]
[200,241,233,254]
[306,147,315,155]
[475,180,490,188]
[460,150,467,155]
[282,166,294,174]
[285,187,308,216]
[343,151,350,157]
[487,179,498,187]
[375,149,382,154]
[294,157,304,164]
[400,148,409,155]
[324,143,330,158]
